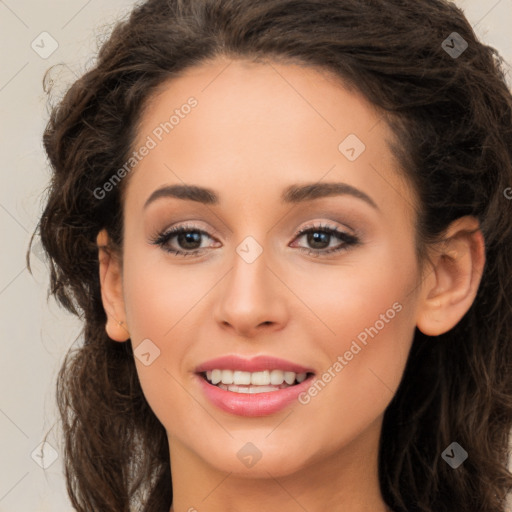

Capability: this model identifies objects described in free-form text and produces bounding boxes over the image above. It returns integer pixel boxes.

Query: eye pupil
[308,231,330,249]
[178,231,202,249]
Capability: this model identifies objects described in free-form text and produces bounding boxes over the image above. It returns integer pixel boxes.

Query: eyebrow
[143,182,379,210]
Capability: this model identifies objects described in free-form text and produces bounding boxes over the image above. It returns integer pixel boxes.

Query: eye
[149,221,360,258]
[149,223,219,257]
[290,222,360,257]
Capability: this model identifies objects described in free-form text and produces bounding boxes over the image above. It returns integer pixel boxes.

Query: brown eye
[150,225,218,257]
[291,223,360,257]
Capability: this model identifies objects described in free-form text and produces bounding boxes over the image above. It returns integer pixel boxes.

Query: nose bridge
[227,234,271,306]
[214,231,286,333]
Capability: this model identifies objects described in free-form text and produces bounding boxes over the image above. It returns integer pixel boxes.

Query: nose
[214,245,288,338]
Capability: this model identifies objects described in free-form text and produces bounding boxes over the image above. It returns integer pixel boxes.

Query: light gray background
[1,1,511,510]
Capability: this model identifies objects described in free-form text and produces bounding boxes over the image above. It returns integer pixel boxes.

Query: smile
[204,369,309,392]
[194,354,316,416]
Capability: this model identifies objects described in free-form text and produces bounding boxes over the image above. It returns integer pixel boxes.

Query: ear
[97,229,130,342]
[416,216,486,336]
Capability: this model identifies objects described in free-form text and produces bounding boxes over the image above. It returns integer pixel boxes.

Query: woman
[30,0,512,510]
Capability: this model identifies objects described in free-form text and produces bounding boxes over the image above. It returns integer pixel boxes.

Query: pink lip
[194,355,316,417]
[195,355,314,374]
[196,372,316,417]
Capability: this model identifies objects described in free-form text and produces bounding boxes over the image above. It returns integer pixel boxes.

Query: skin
[97,56,485,512]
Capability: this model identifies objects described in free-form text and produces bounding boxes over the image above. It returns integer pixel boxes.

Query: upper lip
[195,355,315,374]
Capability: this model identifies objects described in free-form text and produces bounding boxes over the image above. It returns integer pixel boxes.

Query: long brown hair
[29,0,512,510]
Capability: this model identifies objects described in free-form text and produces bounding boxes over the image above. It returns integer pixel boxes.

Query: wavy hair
[29,0,512,510]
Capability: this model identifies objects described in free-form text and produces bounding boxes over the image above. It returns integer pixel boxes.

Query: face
[109,56,425,478]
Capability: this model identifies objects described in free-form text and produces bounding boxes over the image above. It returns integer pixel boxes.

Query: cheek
[120,246,230,429]
[307,233,417,352]
[299,299,415,449]
[122,248,213,341]
[297,243,419,434]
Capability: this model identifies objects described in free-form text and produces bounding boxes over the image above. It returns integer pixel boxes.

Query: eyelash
[149,222,360,258]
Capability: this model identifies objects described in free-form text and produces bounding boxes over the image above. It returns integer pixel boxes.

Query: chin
[196,436,315,478]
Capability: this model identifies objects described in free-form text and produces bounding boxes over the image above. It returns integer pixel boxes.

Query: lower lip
[196,373,315,417]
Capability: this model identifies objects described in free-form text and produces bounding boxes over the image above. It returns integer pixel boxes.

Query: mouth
[195,366,317,417]
[199,369,316,394]
[194,354,317,416]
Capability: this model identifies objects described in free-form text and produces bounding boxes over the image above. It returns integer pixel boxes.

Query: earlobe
[97,229,130,342]
[416,216,486,336]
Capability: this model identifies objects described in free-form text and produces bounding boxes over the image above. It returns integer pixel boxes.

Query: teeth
[269,369,284,385]
[284,371,295,385]
[204,369,310,387]
[221,369,234,385]
[233,370,252,385]
[218,384,281,394]
[251,370,270,385]
[211,369,222,385]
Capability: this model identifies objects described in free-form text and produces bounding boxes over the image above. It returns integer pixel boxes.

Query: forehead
[125,57,414,217]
